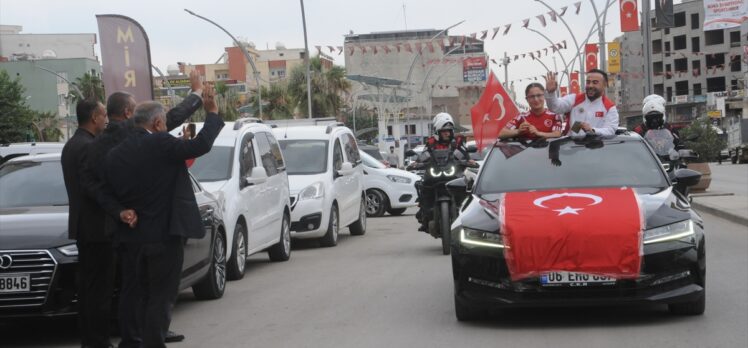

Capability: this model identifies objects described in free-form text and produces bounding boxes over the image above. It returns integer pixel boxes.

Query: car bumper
[452,235,706,309]
[385,184,418,209]
[289,197,327,238]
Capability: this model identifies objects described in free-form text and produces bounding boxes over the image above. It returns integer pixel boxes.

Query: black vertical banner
[655,0,675,28]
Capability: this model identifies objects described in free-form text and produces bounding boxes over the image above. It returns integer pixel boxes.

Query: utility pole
[503,52,510,87]
[590,0,608,71]
[300,0,313,119]
[642,0,653,95]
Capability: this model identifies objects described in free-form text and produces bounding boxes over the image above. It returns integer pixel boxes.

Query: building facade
[0,25,97,61]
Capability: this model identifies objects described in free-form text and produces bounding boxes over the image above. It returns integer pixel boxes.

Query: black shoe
[164,331,185,343]
[418,224,428,232]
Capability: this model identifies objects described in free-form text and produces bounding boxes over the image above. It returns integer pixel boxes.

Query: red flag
[470,71,519,151]
[404,43,412,53]
[415,42,423,54]
[570,71,581,94]
[427,42,434,53]
[560,86,568,97]
[585,43,599,71]
[619,0,640,32]
[501,187,643,281]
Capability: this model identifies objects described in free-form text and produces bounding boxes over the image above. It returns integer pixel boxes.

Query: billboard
[703,0,748,31]
[96,14,154,102]
[463,56,487,82]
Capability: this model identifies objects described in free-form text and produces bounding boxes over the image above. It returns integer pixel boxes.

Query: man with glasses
[500,83,562,140]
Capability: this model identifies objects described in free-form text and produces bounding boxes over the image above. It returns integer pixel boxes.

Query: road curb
[691,201,748,227]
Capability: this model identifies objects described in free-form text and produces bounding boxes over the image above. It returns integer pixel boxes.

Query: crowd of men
[61,70,225,348]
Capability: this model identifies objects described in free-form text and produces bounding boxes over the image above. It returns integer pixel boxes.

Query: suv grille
[0,250,57,309]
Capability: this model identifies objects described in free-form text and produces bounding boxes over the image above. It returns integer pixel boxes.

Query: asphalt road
[2,210,747,348]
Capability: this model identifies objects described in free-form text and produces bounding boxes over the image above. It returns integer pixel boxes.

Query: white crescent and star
[482,93,507,123]
[620,0,637,18]
[533,192,604,216]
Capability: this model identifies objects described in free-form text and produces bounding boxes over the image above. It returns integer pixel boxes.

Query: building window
[675,81,689,96]
[652,39,662,54]
[729,31,740,47]
[692,60,700,74]
[664,28,670,35]
[731,55,741,72]
[674,12,686,27]
[665,63,672,79]
[731,79,739,90]
[409,125,416,134]
[673,35,687,50]
[674,58,687,73]
[666,86,672,101]
[690,13,699,29]
[705,29,724,46]
[387,125,393,136]
[706,53,725,69]
[706,77,726,92]
[654,83,664,96]
[691,37,700,53]
[664,41,671,57]
[278,70,286,78]
[653,61,664,75]
[693,83,702,96]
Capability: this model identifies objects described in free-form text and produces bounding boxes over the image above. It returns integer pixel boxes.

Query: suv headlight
[460,227,504,248]
[387,175,411,184]
[643,220,694,245]
[299,182,324,201]
[57,243,79,257]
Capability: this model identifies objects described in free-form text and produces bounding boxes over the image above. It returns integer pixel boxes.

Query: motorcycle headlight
[443,166,456,177]
[643,220,694,245]
[428,167,442,177]
[460,227,504,248]
[387,175,411,184]
[299,182,324,201]
[57,243,79,257]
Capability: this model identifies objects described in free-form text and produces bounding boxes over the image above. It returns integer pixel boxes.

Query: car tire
[387,208,407,216]
[193,231,227,300]
[349,196,367,236]
[365,189,387,217]
[226,223,247,281]
[668,292,705,315]
[268,213,291,261]
[319,205,339,247]
[454,294,484,321]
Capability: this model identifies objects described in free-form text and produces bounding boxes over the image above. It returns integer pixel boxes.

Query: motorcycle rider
[636,95,681,163]
[411,112,471,233]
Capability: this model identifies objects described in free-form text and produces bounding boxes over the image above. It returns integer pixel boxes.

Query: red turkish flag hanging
[500,187,643,281]
[560,86,568,97]
[619,0,640,32]
[470,71,519,151]
[585,43,599,71]
[570,71,581,94]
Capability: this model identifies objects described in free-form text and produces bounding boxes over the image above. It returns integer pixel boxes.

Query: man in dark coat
[79,71,204,345]
[62,98,133,348]
[104,92,223,348]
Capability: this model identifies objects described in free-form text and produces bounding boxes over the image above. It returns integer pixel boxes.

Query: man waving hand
[545,69,619,138]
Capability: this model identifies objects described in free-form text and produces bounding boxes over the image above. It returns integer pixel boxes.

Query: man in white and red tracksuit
[544,69,619,138]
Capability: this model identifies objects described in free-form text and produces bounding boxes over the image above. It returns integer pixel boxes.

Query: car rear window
[0,160,68,207]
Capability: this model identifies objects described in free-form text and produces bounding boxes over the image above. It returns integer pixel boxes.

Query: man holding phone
[544,69,619,138]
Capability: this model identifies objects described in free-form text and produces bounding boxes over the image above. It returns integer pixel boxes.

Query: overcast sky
[1,0,649,93]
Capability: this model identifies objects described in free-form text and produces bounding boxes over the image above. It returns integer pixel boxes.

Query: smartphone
[571,121,583,133]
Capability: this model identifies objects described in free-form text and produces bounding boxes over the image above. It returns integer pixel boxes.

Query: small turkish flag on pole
[619,0,640,32]
[585,43,599,71]
[570,71,581,94]
[470,71,519,151]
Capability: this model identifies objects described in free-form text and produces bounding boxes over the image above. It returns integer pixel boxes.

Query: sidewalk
[690,162,748,227]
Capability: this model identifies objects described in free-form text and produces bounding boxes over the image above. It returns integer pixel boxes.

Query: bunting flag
[492,27,501,39]
[361,46,367,54]
[480,30,488,40]
[396,43,401,53]
[427,42,434,53]
[327,45,335,53]
[620,0,640,32]
[522,18,531,28]
[415,42,423,54]
[574,1,582,14]
[372,45,377,55]
[405,43,412,53]
[563,40,567,49]
[537,14,547,27]
[315,45,322,54]
[548,10,558,22]
[438,39,445,50]
[470,32,477,39]
[348,47,355,56]
[503,24,512,35]
[337,46,343,55]
[383,45,391,54]
[491,58,498,65]
[559,6,569,16]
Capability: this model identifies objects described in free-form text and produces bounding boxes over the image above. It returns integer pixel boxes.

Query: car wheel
[365,189,387,217]
[192,231,227,300]
[226,223,247,281]
[668,292,705,315]
[387,208,407,216]
[268,213,291,261]
[319,205,339,247]
[349,196,367,236]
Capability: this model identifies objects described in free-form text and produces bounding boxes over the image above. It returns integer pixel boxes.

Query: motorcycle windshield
[644,129,675,156]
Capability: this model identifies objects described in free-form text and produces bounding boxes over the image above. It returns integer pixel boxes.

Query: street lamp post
[300,0,314,119]
[534,0,585,83]
[151,65,176,107]
[526,27,571,85]
[185,9,263,119]
[33,64,82,140]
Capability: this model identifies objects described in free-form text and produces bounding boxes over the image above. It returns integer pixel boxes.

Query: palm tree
[249,84,294,120]
[69,73,105,102]
[288,56,351,118]
[32,111,64,142]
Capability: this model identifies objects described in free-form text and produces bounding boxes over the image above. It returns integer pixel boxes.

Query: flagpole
[642,0,653,95]
[300,0,313,119]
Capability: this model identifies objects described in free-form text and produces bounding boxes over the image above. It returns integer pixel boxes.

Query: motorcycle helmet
[642,94,666,107]
[642,100,666,130]
[432,112,455,140]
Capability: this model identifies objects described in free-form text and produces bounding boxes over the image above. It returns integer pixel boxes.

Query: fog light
[308,224,314,230]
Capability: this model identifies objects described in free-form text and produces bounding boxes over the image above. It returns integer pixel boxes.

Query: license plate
[0,274,31,293]
[540,272,616,286]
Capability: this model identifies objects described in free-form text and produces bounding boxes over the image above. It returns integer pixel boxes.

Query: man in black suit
[104,91,223,348]
[61,98,136,348]
[79,71,204,345]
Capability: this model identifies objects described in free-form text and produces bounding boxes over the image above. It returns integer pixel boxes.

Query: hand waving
[189,70,203,93]
[544,72,558,94]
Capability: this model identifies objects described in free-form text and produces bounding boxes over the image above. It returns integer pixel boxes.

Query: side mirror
[466,145,478,153]
[245,167,268,186]
[673,168,701,196]
[337,162,355,176]
[405,150,417,157]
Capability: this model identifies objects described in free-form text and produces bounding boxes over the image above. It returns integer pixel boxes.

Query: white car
[0,142,64,164]
[173,118,292,280]
[272,123,366,247]
[359,150,419,217]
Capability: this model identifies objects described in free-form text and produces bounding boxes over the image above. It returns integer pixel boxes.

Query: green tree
[0,70,35,143]
[33,111,65,142]
[678,118,727,162]
[69,72,105,102]
[249,84,294,120]
[287,56,351,118]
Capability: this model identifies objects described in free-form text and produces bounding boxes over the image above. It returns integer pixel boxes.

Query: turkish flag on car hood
[500,187,643,281]
[470,71,518,152]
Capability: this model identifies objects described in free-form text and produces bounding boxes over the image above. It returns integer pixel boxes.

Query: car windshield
[0,160,68,208]
[190,146,233,182]
[360,150,387,169]
[279,140,328,175]
[475,138,668,194]
[361,148,384,160]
